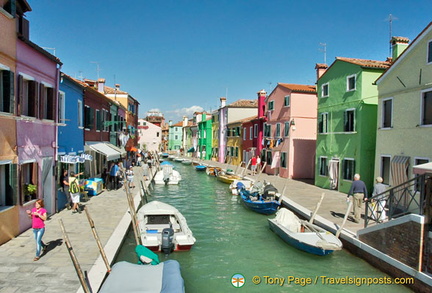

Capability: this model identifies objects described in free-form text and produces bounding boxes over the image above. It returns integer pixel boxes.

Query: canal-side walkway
[0,166,152,293]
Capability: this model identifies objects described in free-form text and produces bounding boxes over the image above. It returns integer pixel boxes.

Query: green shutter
[8,164,18,206]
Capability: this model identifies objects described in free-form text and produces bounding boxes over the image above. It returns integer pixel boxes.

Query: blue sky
[27,0,431,122]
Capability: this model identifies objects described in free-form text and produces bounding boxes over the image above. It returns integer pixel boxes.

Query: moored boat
[206,166,222,176]
[154,162,182,184]
[216,172,242,184]
[137,201,196,252]
[195,165,207,171]
[268,208,342,256]
[181,159,192,165]
[161,153,169,158]
[238,185,280,215]
[229,179,253,195]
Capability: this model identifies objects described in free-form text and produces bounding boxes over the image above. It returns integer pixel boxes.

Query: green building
[315,57,391,193]
[197,113,212,160]
[168,121,183,151]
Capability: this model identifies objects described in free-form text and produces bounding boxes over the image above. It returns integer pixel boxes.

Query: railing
[364,174,429,228]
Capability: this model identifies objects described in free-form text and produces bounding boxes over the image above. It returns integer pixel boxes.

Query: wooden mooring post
[124,183,141,246]
[59,219,92,293]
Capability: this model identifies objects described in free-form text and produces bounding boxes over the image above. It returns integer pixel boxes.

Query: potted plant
[24,183,37,201]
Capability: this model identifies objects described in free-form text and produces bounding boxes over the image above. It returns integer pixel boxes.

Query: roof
[335,57,391,69]
[104,85,128,95]
[171,122,183,127]
[278,83,316,93]
[376,22,432,84]
[227,99,257,108]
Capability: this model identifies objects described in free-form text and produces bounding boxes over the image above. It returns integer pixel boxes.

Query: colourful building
[197,113,212,160]
[137,119,161,152]
[168,121,183,151]
[263,83,317,179]
[375,24,432,187]
[315,57,391,193]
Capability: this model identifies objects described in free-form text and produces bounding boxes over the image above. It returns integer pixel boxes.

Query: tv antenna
[42,47,56,56]
[319,43,327,64]
[90,61,101,79]
[386,14,398,56]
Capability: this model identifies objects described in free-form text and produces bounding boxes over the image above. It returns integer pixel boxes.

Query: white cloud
[166,105,204,121]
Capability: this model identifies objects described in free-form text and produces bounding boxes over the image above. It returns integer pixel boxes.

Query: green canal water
[115,162,412,293]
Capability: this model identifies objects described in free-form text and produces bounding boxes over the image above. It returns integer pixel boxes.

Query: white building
[137,119,162,152]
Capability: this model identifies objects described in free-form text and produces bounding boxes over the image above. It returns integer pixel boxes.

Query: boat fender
[161,227,175,254]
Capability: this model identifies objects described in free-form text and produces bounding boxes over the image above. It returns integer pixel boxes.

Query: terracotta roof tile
[278,83,316,93]
[228,99,257,108]
[336,57,391,69]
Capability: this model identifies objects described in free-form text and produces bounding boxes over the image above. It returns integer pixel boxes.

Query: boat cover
[274,208,301,233]
[99,260,184,293]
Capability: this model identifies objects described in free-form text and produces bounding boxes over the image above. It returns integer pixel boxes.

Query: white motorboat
[137,201,196,252]
[154,162,182,184]
[229,179,254,195]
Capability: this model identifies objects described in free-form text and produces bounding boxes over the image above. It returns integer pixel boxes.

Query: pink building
[263,84,317,179]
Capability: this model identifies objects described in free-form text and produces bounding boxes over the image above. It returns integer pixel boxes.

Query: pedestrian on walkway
[60,169,72,209]
[126,166,135,189]
[142,162,150,181]
[69,171,83,213]
[26,199,47,261]
[347,174,368,223]
[109,162,119,190]
[251,156,257,175]
[372,177,387,222]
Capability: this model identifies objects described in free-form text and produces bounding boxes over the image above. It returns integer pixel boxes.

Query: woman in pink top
[26,199,47,261]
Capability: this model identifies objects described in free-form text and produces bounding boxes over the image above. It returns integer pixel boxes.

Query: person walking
[26,199,47,261]
[109,162,119,190]
[126,166,135,189]
[60,169,72,210]
[347,174,368,223]
[251,156,257,175]
[372,177,387,222]
[69,171,83,213]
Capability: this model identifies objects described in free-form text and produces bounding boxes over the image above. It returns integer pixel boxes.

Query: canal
[115,161,412,292]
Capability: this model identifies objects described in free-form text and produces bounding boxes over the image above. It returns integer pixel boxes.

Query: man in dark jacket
[347,174,368,223]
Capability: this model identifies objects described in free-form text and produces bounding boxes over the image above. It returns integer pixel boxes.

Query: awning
[107,144,127,157]
[413,162,432,175]
[85,143,121,161]
[187,147,195,153]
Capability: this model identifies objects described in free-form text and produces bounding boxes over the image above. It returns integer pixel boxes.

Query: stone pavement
[0,160,363,293]
[0,166,152,293]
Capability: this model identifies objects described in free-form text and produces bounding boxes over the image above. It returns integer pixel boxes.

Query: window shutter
[4,0,16,17]
[2,71,14,113]
[39,83,45,119]
[17,74,22,115]
[8,164,18,206]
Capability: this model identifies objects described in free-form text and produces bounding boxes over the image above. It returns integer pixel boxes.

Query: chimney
[391,36,410,60]
[169,120,172,126]
[220,97,226,108]
[315,63,328,81]
[97,78,105,93]
[115,84,120,90]
[182,116,188,127]
[257,89,266,118]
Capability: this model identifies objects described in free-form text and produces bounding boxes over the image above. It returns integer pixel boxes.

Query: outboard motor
[262,184,278,200]
[161,227,174,254]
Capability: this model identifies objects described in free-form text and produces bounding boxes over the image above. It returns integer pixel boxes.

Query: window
[421,89,432,125]
[230,147,234,157]
[382,98,393,128]
[0,162,17,208]
[318,112,329,133]
[281,152,287,168]
[344,109,355,132]
[342,159,355,180]
[0,69,14,113]
[264,124,271,137]
[2,0,16,17]
[19,75,37,117]
[249,126,252,140]
[428,40,432,64]
[380,156,391,185]
[321,83,329,98]
[268,100,274,111]
[58,91,65,124]
[276,123,281,137]
[254,124,258,138]
[175,135,178,140]
[243,127,247,140]
[284,122,290,137]
[284,95,290,107]
[266,151,272,165]
[103,109,110,132]
[346,74,356,91]
[319,157,328,176]
[128,103,135,115]
[84,106,94,129]
[95,109,102,131]
[77,100,83,128]
[415,158,429,191]
[235,147,239,157]
[21,162,38,203]
[40,84,54,120]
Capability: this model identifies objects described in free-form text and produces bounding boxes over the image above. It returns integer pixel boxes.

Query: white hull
[229,179,254,195]
[137,201,196,251]
[154,163,182,185]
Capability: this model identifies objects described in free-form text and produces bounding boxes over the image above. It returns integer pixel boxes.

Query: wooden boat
[181,159,192,165]
[174,157,184,162]
[161,153,169,158]
[137,201,196,252]
[168,154,175,160]
[238,188,280,215]
[268,208,343,256]
[206,166,222,176]
[98,260,184,292]
[195,165,207,171]
[153,162,182,184]
[216,172,242,184]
